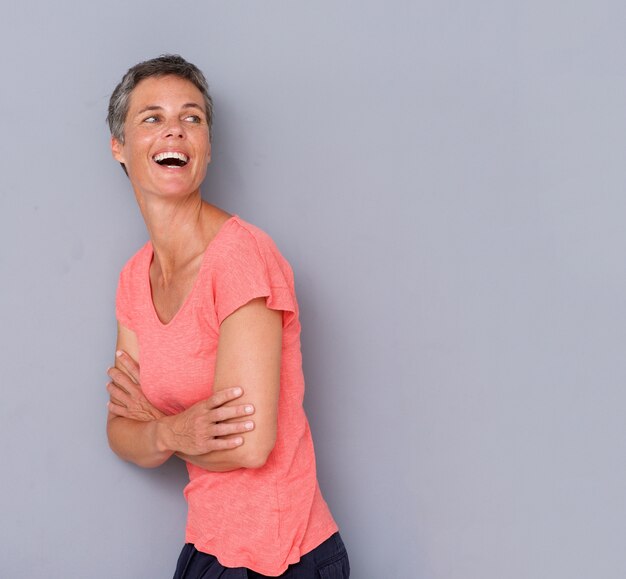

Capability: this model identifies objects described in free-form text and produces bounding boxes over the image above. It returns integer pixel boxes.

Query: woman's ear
[111,136,125,163]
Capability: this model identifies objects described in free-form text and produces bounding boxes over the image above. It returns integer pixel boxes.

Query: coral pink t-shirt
[115,216,337,576]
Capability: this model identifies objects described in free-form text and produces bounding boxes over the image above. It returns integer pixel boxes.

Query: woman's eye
[184,115,202,123]
[143,116,159,123]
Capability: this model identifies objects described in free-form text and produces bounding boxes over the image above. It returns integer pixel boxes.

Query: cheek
[125,137,151,163]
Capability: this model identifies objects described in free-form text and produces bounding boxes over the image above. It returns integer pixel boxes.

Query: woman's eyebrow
[135,105,163,116]
[181,102,205,112]
[134,103,204,116]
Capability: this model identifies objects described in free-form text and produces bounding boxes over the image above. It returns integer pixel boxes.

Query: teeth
[153,151,189,163]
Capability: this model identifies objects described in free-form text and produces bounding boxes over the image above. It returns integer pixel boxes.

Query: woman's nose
[163,118,185,138]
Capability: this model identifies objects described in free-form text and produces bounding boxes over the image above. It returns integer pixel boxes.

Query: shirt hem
[185,521,339,576]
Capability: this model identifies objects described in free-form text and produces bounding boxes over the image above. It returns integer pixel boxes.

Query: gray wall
[1,1,626,578]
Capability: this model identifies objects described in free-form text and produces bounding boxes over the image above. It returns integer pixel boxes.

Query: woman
[105,55,350,578]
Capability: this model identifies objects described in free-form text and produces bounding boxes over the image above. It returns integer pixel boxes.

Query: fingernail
[245,405,254,414]
[233,387,242,396]
[116,350,123,357]
[244,421,254,430]
[234,437,243,445]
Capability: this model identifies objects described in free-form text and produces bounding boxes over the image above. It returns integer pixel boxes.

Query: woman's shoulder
[218,215,283,258]
[211,215,295,285]
[227,215,274,243]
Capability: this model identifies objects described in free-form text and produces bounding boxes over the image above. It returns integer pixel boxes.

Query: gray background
[1,1,625,578]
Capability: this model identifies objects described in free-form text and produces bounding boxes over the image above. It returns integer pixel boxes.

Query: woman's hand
[107,351,164,421]
[159,391,256,456]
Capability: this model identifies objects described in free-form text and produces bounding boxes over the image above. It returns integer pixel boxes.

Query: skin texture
[106,75,281,471]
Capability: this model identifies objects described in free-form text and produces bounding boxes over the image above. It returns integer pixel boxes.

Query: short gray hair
[107,54,214,144]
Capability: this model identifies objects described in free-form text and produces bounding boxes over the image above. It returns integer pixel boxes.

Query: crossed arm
[106,298,282,471]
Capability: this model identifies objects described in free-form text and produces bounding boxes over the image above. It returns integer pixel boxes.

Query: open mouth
[153,151,189,168]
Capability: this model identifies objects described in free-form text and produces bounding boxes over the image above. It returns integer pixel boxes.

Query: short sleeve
[212,221,297,326]
[115,262,135,330]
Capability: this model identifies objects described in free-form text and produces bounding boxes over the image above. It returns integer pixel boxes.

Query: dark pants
[173,532,350,578]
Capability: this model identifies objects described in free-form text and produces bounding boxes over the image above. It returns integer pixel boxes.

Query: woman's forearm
[107,416,174,468]
[108,415,258,472]
[107,408,255,470]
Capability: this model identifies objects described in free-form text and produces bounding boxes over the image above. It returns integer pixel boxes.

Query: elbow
[132,456,167,469]
[107,440,166,469]
[109,445,168,469]
[239,434,276,469]
[240,451,270,469]
[106,418,170,469]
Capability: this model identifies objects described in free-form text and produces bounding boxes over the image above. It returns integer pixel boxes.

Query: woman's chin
[132,172,204,199]
[133,181,202,202]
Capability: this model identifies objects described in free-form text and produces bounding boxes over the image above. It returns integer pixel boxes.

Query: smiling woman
[110,75,212,199]
[104,55,350,578]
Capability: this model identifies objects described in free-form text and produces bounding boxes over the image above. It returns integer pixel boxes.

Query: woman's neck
[135,191,217,284]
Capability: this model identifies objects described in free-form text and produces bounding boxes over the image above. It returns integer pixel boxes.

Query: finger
[108,401,129,418]
[107,367,139,395]
[115,350,140,384]
[204,387,245,410]
[202,436,245,452]
[107,382,130,407]
[211,420,255,438]
[179,436,245,457]
[210,403,255,423]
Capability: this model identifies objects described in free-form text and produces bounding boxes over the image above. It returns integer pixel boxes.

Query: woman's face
[111,75,211,199]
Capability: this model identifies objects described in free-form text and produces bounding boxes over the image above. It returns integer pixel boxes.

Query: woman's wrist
[153,415,177,455]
